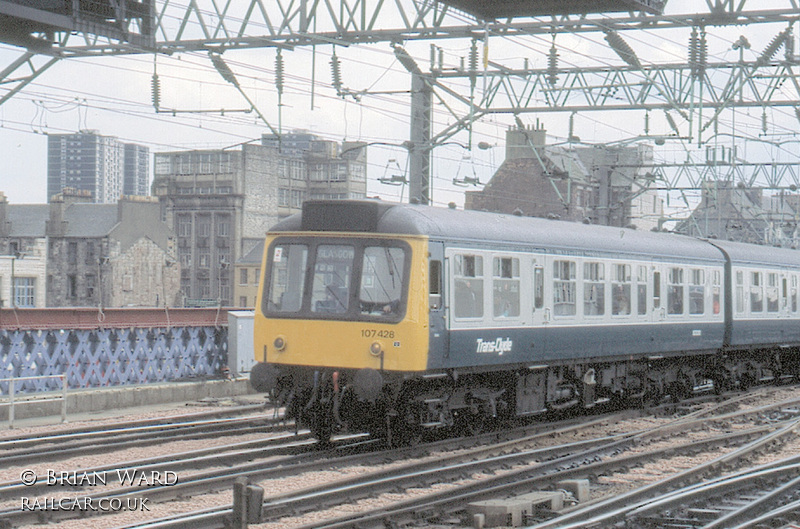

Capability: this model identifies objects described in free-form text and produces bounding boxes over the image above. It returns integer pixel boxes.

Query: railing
[0,308,229,394]
[0,374,67,428]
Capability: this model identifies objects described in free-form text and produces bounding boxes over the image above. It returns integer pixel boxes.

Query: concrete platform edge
[0,378,256,422]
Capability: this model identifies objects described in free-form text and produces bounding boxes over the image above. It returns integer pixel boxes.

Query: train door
[428,241,449,364]
[531,256,549,328]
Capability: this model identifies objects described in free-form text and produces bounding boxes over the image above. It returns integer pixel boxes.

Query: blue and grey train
[250,200,800,442]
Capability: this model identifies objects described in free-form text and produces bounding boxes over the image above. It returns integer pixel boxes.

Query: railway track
[119,388,800,529]
[0,405,289,466]
[3,385,800,529]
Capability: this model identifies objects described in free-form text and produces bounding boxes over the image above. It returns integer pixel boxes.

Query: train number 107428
[361,329,395,339]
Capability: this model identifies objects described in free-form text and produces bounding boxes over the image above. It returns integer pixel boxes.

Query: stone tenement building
[0,190,179,308]
[466,126,663,231]
[153,132,367,306]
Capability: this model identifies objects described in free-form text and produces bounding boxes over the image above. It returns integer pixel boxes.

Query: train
[249,199,800,443]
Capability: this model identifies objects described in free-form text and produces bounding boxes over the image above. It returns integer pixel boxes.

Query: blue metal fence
[0,309,229,395]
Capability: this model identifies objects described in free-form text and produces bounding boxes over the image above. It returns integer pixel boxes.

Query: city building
[0,189,180,308]
[676,183,800,247]
[153,131,366,306]
[465,126,663,231]
[47,130,150,203]
[234,240,263,308]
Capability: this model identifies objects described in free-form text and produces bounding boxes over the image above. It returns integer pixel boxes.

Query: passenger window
[429,260,442,310]
[712,270,721,315]
[667,267,684,315]
[584,262,605,316]
[637,265,647,315]
[689,269,705,315]
[493,257,520,318]
[793,276,798,313]
[453,254,484,318]
[653,271,661,309]
[612,264,631,316]
[751,271,763,313]
[553,260,576,316]
[533,265,544,310]
[736,270,744,313]
[767,273,779,312]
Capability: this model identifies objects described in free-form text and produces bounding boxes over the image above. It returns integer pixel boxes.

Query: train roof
[707,238,800,268]
[270,200,724,263]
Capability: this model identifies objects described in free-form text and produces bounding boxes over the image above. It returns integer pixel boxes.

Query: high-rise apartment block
[47,130,150,203]
[154,132,367,307]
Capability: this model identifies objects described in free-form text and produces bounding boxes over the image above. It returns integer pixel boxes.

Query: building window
[239,268,248,285]
[239,296,248,307]
[68,274,78,298]
[278,188,290,206]
[68,242,78,265]
[13,277,35,308]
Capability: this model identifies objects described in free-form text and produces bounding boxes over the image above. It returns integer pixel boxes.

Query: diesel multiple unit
[250,200,800,442]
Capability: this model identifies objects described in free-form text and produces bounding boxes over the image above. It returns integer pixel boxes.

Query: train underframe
[253,346,800,444]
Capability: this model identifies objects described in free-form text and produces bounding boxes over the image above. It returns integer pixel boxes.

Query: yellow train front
[251,200,433,442]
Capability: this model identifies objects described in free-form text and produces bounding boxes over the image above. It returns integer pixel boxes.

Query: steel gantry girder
[4,0,800,204]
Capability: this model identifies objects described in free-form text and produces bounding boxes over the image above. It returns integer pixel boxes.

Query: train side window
[637,265,647,315]
[782,276,788,310]
[429,260,442,310]
[793,276,798,313]
[689,269,704,315]
[767,273,779,312]
[453,254,484,318]
[712,270,721,314]
[584,262,605,316]
[653,271,661,309]
[751,271,764,313]
[533,265,544,310]
[267,243,309,312]
[553,260,576,316]
[667,267,684,315]
[612,264,631,316]
[493,257,520,318]
[736,271,745,313]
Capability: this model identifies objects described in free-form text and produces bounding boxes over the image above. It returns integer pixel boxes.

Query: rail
[0,374,67,428]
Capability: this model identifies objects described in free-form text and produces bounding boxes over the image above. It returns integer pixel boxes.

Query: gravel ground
[5,385,800,529]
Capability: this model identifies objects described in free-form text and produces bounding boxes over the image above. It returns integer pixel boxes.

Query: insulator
[689,27,699,77]
[757,28,789,66]
[330,52,343,96]
[547,44,559,87]
[275,50,284,96]
[698,30,708,77]
[604,29,641,69]
[151,73,160,111]
[664,110,680,136]
[762,110,768,134]
[210,53,238,86]
[786,27,795,61]
[795,106,800,124]
[469,39,479,75]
